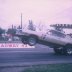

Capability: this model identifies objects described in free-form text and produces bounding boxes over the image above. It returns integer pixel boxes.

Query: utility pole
[21,13,22,29]
[12,24,13,29]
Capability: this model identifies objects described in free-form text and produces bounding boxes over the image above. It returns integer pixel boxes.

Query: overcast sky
[0,0,72,29]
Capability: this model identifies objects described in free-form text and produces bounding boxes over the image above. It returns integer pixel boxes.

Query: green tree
[7,28,16,36]
[28,20,36,31]
[0,28,5,41]
[0,28,5,35]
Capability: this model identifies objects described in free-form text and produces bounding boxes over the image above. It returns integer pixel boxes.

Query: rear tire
[54,47,65,55]
[54,45,72,55]
[64,44,72,55]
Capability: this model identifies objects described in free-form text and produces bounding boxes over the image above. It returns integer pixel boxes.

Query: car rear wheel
[54,47,64,55]
[66,47,72,55]
[65,44,72,55]
[62,44,72,55]
[28,36,37,46]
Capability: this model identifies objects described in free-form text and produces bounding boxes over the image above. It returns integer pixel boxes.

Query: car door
[44,30,66,45]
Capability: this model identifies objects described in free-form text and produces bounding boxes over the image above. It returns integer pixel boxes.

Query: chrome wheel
[66,48,72,55]
[54,47,63,55]
[28,37,37,46]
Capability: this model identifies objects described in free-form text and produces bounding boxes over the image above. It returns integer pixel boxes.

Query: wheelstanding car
[15,29,72,55]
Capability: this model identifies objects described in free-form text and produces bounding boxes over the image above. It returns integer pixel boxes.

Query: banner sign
[0,43,35,48]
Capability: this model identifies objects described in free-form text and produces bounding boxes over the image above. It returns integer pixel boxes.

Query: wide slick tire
[54,48,63,55]
[64,44,72,55]
[54,44,72,55]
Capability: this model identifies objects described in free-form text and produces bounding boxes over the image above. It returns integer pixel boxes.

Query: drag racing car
[15,29,72,55]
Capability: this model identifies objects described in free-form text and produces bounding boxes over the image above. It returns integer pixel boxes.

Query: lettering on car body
[41,34,47,40]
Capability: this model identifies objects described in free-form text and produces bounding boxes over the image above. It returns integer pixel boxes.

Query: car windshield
[48,30,66,38]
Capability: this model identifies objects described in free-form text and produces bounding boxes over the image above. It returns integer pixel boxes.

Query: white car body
[16,29,72,54]
[16,29,72,46]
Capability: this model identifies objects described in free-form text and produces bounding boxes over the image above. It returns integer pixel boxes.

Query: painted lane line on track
[0,51,49,53]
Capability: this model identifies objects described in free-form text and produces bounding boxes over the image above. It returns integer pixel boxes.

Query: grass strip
[22,63,72,72]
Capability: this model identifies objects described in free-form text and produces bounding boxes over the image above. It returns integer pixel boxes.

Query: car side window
[47,30,66,38]
[56,32,66,38]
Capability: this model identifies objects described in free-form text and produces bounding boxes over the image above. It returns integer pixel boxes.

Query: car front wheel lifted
[28,36,37,46]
